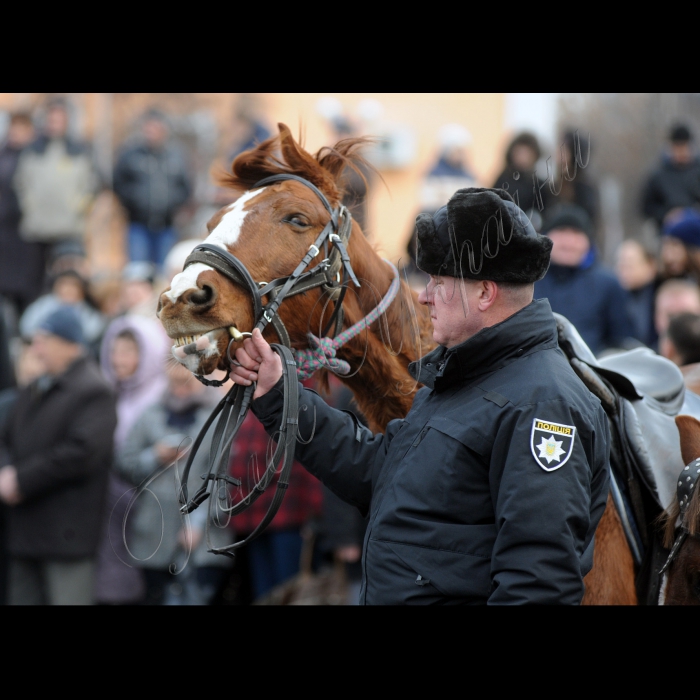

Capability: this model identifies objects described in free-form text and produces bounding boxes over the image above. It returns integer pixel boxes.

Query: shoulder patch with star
[530,418,576,471]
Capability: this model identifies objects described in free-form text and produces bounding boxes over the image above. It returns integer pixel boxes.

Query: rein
[175,173,373,557]
[659,458,700,574]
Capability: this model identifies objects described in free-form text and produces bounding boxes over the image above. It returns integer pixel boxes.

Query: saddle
[554,313,700,603]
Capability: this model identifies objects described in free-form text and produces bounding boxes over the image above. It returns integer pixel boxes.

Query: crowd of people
[2,93,700,605]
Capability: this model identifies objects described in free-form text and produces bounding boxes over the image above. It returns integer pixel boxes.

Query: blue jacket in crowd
[534,250,636,357]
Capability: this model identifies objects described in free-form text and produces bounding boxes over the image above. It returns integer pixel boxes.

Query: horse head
[660,414,700,604]
[158,123,434,431]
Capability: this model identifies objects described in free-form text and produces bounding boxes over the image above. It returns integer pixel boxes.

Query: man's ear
[477,280,499,311]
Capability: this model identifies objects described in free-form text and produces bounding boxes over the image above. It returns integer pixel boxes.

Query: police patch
[530,418,576,472]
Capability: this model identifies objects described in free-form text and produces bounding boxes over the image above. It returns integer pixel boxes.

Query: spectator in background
[227,408,323,602]
[642,123,700,232]
[115,361,233,605]
[661,312,700,394]
[113,108,192,276]
[554,130,600,246]
[0,306,116,604]
[653,278,700,341]
[13,97,98,276]
[117,261,159,320]
[0,112,44,329]
[492,131,550,232]
[93,313,172,605]
[658,208,700,285]
[615,239,660,350]
[0,337,46,604]
[226,94,271,164]
[534,204,636,356]
[419,124,478,216]
[19,268,106,358]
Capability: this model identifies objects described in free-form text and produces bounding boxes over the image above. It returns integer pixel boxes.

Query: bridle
[175,173,361,558]
[659,458,700,575]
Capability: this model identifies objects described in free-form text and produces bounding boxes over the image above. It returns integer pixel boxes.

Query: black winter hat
[414,188,553,283]
[542,204,594,240]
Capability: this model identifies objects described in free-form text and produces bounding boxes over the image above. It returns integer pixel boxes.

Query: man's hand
[230,328,283,399]
[0,466,22,506]
[177,525,203,551]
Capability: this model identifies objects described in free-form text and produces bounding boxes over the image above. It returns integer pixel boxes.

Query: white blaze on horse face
[163,188,264,304]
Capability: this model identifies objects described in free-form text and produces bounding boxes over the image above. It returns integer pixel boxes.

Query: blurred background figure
[115,361,233,605]
[615,238,660,351]
[653,278,700,343]
[492,131,550,231]
[93,313,172,605]
[0,305,116,605]
[554,130,599,238]
[162,238,204,286]
[661,312,700,394]
[13,97,98,286]
[419,123,478,215]
[117,261,159,319]
[19,268,106,358]
[534,203,637,356]
[0,111,43,336]
[658,208,700,285]
[226,94,271,164]
[113,108,193,276]
[227,407,323,603]
[641,123,700,234]
[0,335,46,604]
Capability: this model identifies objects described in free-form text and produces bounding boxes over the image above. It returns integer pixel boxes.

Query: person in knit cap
[0,305,117,604]
[223,186,611,605]
[534,203,637,356]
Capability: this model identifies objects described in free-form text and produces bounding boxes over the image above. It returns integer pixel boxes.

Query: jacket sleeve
[15,387,117,502]
[641,173,666,224]
[487,399,610,605]
[252,380,399,517]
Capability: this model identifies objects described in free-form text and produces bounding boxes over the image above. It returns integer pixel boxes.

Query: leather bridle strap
[659,457,700,574]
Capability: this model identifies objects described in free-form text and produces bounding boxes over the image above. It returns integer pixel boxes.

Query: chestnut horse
[157,123,636,604]
[659,414,700,604]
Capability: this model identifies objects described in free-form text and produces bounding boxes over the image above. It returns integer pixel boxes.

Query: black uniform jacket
[0,355,117,559]
[253,299,611,604]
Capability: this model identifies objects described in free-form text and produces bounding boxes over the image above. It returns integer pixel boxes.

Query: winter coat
[114,391,234,570]
[13,136,97,243]
[92,314,172,602]
[252,299,611,605]
[112,142,191,230]
[642,154,700,226]
[534,254,636,357]
[0,143,44,304]
[0,355,117,559]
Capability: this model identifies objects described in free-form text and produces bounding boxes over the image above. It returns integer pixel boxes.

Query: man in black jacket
[113,109,192,276]
[228,188,611,605]
[642,123,700,230]
[0,306,117,604]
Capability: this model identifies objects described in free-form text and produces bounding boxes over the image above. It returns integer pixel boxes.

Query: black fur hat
[414,188,553,283]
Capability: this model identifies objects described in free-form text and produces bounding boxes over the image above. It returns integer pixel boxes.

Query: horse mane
[216,123,377,205]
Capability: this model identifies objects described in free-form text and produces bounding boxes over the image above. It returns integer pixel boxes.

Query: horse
[157,122,673,604]
[657,414,700,604]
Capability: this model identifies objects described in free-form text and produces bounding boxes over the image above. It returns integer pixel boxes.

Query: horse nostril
[189,285,215,307]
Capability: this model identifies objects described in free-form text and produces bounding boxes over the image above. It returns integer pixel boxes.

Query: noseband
[659,458,700,575]
[175,174,361,558]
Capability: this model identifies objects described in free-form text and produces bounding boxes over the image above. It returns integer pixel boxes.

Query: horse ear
[675,414,700,465]
[277,123,335,193]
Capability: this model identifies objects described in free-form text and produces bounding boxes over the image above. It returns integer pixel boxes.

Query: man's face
[45,107,68,139]
[655,290,700,336]
[143,118,168,147]
[670,141,692,165]
[547,227,591,267]
[31,332,80,376]
[418,275,483,348]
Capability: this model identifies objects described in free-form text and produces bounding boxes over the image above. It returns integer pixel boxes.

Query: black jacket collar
[409,298,558,391]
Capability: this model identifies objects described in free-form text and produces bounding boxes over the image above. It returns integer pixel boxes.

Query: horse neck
[331,225,435,432]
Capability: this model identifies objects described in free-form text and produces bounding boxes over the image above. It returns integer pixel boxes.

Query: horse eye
[285,215,309,228]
